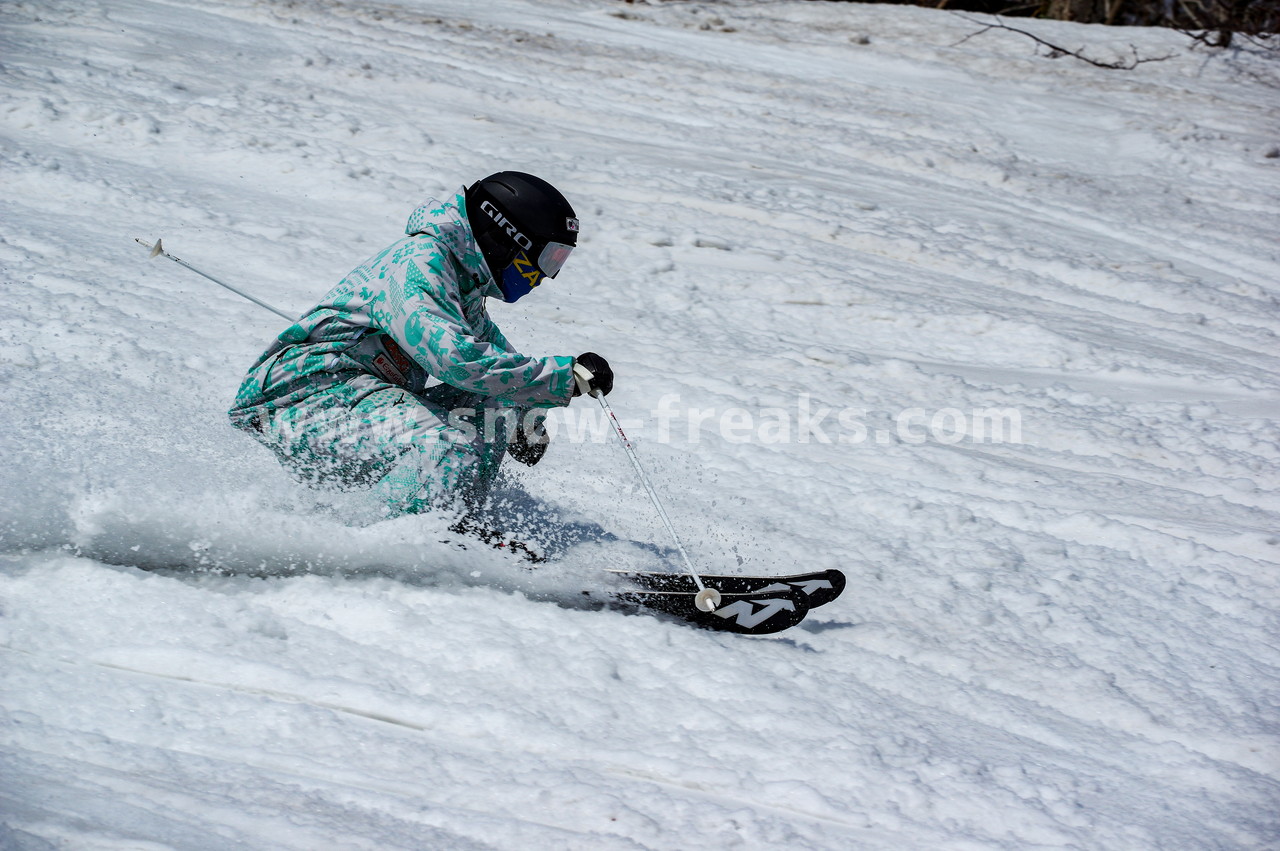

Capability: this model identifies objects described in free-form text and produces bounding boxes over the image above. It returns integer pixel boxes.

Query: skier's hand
[507,422,549,466]
[572,352,614,397]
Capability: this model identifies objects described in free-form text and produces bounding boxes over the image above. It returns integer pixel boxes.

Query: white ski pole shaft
[135,238,295,322]
[589,387,721,612]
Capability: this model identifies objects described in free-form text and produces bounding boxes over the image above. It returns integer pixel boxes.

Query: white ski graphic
[713,597,797,629]
[791,579,834,596]
[752,579,833,597]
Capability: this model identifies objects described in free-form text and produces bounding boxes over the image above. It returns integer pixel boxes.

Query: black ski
[611,587,810,635]
[438,527,836,634]
[608,568,845,609]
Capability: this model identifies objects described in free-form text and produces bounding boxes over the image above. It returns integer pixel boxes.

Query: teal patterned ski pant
[237,374,513,516]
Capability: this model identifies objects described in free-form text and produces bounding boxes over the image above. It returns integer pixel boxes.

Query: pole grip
[572,361,595,397]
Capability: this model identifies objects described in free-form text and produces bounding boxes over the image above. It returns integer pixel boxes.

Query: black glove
[572,352,614,397]
[507,422,549,466]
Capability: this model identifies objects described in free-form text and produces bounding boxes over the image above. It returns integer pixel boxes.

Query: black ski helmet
[465,171,579,301]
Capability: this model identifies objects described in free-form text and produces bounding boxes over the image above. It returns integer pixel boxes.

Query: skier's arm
[476,308,514,354]
[386,266,573,407]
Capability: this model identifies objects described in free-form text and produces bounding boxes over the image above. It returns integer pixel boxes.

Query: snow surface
[3,0,1280,848]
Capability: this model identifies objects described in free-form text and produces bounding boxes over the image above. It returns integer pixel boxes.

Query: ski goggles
[535,240,574,278]
[498,242,574,303]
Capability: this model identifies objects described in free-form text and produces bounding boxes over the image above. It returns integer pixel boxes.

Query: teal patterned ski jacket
[229,191,577,420]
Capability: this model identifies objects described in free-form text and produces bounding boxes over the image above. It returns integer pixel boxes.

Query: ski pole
[577,367,721,613]
[135,238,296,321]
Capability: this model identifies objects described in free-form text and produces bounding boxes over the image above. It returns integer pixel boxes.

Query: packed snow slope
[3,1,1279,848]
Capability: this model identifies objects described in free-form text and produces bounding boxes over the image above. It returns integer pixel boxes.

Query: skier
[227,171,613,520]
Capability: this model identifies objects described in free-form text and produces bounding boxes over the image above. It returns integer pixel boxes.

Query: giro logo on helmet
[480,200,534,251]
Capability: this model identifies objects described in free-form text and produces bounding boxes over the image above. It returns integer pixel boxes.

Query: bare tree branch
[952,13,1180,69]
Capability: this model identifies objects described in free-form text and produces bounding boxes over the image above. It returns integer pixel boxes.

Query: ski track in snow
[2,0,1279,848]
